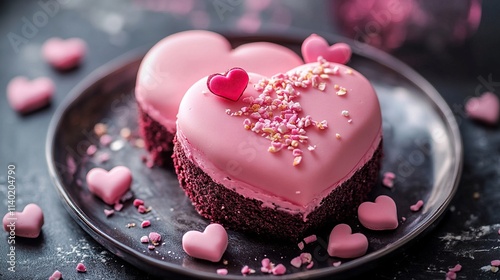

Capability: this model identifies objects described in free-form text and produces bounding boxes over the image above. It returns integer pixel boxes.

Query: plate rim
[45,30,463,279]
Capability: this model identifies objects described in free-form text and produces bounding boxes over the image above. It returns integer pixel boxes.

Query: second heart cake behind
[173,57,383,241]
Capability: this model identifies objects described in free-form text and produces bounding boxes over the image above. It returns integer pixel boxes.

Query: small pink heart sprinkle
[103,209,114,217]
[149,232,162,243]
[140,236,149,243]
[3,203,44,238]
[216,268,228,275]
[141,220,151,228]
[358,195,399,230]
[42,37,87,70]
[491,260,500,267]
[182,223,228,262]
[7,76,54,114]
[133,198,144,207]
[76,262,87,273]
[410,200,424,212]
[290,256,302,268]
[86,166,132,205]
[465,92,500,124]
[49,270,62,280]
[301,34,352,64]
[327,223,368,259]
[207,67,249,102]
[271,264,286,275]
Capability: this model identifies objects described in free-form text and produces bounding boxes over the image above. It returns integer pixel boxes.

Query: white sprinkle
[342,110,349,117]
[110,140,125,151]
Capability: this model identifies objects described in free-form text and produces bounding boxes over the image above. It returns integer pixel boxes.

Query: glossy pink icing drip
[177,62,382,216]
[135,30,303,131]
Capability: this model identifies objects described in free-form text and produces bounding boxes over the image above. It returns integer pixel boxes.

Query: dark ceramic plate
[46,33,462,279]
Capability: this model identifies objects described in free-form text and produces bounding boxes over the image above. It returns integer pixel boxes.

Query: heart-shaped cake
[135,30,303,165]
[173,59,382,240]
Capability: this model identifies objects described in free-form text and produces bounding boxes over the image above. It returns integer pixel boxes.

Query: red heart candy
[465,92,500,124]
[207,67,249,101]
[3,203,44,238]
[42,37,87,70]
[7,76,54,114]
[182,223,228,262]
[358,195,398,230]
[327,223,368,259]
[301,34,352,64]
[86,166,132,205]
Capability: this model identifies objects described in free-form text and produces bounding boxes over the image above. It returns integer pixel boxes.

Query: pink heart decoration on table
[465,92,500,124]
[182,223,228,262]
[7,76,54,114]
[3,203,44,238]
[42,37,87,70]
[207,67,249,101]
[327,223,368,259]
[358,195,398,230]
[86,166,132,205]
[301,34,352,64]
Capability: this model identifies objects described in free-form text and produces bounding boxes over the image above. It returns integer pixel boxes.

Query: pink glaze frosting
[177,61,382,216]
[135,30,303,132]
[182,223,228,262]
[327,223,368,259]
[358,195,398,230]
[3,203,44,238]
[86,166,132,205]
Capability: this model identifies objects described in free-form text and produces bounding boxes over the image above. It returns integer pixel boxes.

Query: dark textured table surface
[2,1,500,279]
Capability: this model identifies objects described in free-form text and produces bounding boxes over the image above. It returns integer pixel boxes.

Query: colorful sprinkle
[149,232,161,245]
[114,202,123,212]
[241,265,255,275]
[140,236,149,243]
[216,268,228,275]
[86,145,97,156]
[303,234,317,244]
[104,209,114,217]
[290,256,302,268]
[491,260,500,267]
[341,110,349,117]
[272,264,286,275]
[133,199,145,207]
[148,245,155,250]
[126,223,136,228]
[94,123,107,136]
[49,270,62,280]
[76,262,87,273]
[100,134,113,146]
[306,261,314,269]
[228,57,342,166]
[333,261,342,267]
[382,172,396,188]
[141,220,151,228]
[297,241,305,250]
[410,200,424,212]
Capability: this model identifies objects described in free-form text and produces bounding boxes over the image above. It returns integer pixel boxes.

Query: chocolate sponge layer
[173,135,383,241]
[138,106,175,166]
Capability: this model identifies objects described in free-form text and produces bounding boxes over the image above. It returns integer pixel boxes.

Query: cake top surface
[177,61,382,207]
[135,30,303,131]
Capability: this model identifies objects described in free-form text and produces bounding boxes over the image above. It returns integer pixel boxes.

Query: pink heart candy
[7,76,54,114]
[42,37,87,70]
[465,92,500,124]
[207,67,249,101]
[86,166,132,205]
[182,223,228,262]
[358,195,398,230]
[301,34,352,64]
[3,203,44,238]
[327,223,368,259]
